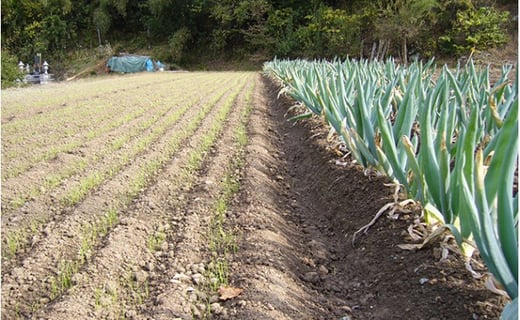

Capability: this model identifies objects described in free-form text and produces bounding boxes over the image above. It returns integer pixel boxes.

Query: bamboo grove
[263,58,518,318]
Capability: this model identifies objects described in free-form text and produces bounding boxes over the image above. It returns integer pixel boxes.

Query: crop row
[1,73,246,260]
[2,72,254,318]
[1,72,208,119]
[2,73,223,180]
[53,72,254,317]
[74,73,255,319]
[1,75,237,261]
[264,58,518,318]
[2,75,226,210]
[40,73,251,312]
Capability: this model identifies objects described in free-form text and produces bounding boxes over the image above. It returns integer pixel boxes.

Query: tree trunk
[402,36,408,65]
[360,39,364,60]
[370,41,377,61]
[381,39,390,60]
[376,39,383,60]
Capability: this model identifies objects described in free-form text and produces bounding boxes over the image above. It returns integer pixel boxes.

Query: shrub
[1,49,24,88]
[169,27,191,62]
[439,6,510,56]
[296,6,364,59]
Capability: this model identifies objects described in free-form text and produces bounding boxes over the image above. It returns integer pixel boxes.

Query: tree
[439,6,511,55]
[206,0,272,55]
[374,0,439,64]
[1,49,24,88]
[1,0,86,61]
[296,5,365,58]
[265,8,298,57]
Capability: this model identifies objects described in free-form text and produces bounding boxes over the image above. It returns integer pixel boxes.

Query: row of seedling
[6,81,208,208]
[2,76,240,262]
[60,75,241,207]
[2,75,218,180]
[1,72,193,116]
[203,79,254,320]
[76,74,255,313]
[25,74,251,312]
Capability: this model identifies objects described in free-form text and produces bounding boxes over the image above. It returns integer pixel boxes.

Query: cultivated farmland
[1,71,506,319]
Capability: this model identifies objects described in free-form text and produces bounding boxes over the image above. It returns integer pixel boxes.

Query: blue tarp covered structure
[106,55,154,73]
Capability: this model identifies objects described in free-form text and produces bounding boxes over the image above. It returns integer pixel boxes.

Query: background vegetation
[1,0,517,79]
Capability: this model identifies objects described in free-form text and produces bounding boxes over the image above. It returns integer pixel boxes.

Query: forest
[1,0,517,77]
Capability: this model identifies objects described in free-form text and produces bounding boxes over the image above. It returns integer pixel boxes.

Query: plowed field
[1,72,504,319]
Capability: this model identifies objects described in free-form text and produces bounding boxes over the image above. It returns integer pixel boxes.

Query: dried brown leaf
[218,286,244,301]
[397,243,423,250]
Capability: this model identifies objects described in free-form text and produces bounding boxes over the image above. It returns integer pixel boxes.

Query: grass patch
[48,259,80,300]
[47,208,119,302]
[79,208,119,262]
[205,79,254,295]
[61,172,104,206]
[2,218,46,261]
[147,229,167,252]
[122,269,150,306]
[4,230,25,260]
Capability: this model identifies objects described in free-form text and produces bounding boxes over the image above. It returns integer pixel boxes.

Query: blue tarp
[107,55,154,73]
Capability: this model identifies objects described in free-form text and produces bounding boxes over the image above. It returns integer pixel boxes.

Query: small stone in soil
[302,271,320,284]
[211,302,224,315]
[104,280,118,295]
[190,305,201,318]
[160,241,169,251]
[133,270,148,284]
[319,265,329,275]
[192,273,204,285]
[196,291,207,300]
[125,310,138,318]
[173,273,191,282]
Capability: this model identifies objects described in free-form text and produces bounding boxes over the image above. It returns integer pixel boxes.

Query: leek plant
[264,58,518,318]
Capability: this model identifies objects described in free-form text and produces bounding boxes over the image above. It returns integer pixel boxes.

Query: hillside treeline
[1,0,516,67]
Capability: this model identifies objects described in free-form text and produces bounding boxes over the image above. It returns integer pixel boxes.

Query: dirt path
[1,72,505,319]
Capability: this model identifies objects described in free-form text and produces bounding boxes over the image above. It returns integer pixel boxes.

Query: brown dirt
[1,72,507,319]
[1,72,253,318]
[217,77,506,320]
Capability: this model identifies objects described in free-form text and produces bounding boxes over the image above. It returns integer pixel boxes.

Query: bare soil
[1,72,507,319]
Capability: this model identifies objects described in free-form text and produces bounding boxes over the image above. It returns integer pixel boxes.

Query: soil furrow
[1,74,219,180]
[0,72,252,319]
[1,74,242,264]
[134,75,256,320]
[28,73,255,319]
[1,74,231,222]
[212,76,330,319]
[1,72,206,121]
